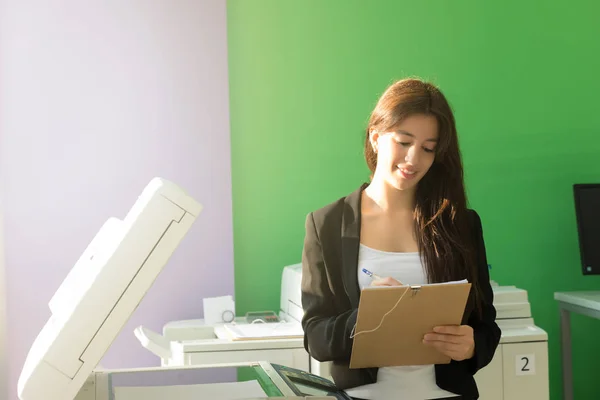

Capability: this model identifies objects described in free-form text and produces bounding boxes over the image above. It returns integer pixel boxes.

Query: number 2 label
[516,354,535,375]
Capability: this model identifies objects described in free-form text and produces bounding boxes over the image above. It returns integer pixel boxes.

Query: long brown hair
[364,78,483,315]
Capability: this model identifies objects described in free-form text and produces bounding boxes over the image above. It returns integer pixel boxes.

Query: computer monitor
[573,183,600,275]
[17,178,202,400]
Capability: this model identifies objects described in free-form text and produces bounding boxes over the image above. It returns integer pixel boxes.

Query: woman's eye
[423,147,435,153]
[397,141,411,147]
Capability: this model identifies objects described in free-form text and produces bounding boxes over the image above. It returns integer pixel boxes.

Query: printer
[144,260,549,400]
[473,283,549,400]
[136,263,309,371]
[16,178,345,400]
[145,265,550,400]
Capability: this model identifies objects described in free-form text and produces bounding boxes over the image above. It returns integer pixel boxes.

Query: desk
[554,291,600,400]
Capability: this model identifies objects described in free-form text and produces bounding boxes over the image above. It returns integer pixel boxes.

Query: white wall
[0,1,233,399]
[0,202,8,400]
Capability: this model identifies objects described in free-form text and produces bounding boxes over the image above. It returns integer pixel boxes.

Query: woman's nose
[405,145,419,164]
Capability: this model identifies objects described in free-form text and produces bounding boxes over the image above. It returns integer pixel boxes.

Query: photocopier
[135,263,308,371]
[15,178,345,400]
[142,263,549,400]
[474,283,550,400]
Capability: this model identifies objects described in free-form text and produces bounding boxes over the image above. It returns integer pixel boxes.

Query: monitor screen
[289,379,332,396]
[573,184,600,275]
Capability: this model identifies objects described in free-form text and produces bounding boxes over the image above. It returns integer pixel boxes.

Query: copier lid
[17,178,202,400]
[280,264,303,322]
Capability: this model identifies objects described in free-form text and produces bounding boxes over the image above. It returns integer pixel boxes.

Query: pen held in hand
[363,268,404,286]
[362,268,383,280]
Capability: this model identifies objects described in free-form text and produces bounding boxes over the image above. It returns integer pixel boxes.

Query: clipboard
[349,280,471,369]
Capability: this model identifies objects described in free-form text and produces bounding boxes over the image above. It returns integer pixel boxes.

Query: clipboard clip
[408,285,421,297]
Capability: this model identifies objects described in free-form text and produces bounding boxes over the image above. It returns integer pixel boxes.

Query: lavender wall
[0,203,8,400]
[0,1,234,399]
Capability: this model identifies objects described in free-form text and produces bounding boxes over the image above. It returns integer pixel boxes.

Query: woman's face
[370,114,439,192]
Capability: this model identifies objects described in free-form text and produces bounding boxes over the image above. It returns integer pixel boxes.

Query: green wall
[226,1,600,398]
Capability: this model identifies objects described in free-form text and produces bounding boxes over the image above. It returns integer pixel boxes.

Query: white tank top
[343,244,458,400]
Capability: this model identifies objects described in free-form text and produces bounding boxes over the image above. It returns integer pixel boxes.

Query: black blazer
[300,183,501,399]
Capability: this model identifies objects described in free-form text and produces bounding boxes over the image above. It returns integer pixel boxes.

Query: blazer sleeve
[300,212,358,362]
[466,210,502,374]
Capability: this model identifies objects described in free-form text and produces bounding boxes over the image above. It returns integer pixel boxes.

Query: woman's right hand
[370,276,403,286]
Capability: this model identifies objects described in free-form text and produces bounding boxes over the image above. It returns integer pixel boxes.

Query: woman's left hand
[423,325,475,361]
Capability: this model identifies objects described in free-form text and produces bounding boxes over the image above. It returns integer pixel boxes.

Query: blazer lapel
[341,183,368,308]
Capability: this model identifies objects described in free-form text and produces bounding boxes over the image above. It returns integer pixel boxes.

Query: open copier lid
[17,178,202,400]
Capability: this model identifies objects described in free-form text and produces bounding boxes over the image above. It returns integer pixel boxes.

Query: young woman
[300,78,501,400]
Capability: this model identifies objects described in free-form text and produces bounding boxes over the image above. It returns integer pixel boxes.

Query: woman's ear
[369,129,379,153]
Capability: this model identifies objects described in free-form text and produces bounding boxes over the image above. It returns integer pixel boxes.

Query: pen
[362,268,383,280]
